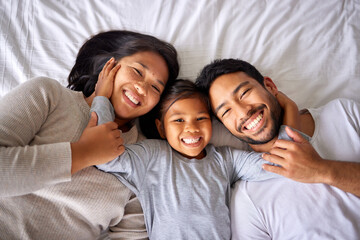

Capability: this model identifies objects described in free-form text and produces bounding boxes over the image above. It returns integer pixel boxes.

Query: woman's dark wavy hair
[139,79,211,139]
[67,30,179,97]
[195,58,264,95]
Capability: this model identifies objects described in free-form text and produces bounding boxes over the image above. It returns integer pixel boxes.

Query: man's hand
[262,126,326,183]
[70,112,125,174]
[95,57,121,98]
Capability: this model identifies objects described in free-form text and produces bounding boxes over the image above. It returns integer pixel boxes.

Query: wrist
[70,142,92,175]
[313,159,334,184]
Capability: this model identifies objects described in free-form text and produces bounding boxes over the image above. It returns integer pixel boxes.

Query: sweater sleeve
[0,78,72,197]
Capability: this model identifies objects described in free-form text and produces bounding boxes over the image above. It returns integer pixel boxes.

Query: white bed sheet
[1,0,359,110]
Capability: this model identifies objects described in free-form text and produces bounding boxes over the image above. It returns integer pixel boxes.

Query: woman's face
[110,51,169,123]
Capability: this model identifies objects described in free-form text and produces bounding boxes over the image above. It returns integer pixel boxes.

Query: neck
[84,93,134,133]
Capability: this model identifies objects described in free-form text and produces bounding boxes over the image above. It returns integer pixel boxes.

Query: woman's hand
[70,112,125,174]
[95,57,121,98]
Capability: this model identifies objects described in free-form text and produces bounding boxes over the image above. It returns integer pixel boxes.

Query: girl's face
[156,97,212,159]
[110,51,169,124]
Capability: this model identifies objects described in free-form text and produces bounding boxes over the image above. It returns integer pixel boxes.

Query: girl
[92,77,302,239]
[0,30,178,239]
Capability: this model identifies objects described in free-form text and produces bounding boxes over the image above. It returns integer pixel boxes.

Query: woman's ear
[155,119,166,139]
[263,77,278,95]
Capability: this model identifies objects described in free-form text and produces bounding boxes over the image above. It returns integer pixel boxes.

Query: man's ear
[155,119,166,139]
[263,77,278,95]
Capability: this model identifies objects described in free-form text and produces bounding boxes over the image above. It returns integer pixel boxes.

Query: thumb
[87,111,98,128]
[285,126,306,143]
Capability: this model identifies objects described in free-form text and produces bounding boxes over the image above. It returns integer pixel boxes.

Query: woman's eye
[152,85,160,93]
[133,68,143,77]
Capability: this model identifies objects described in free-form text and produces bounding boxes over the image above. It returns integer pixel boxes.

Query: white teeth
[125,91,139,105]
[182,138,200,144]
[245,113,263,130]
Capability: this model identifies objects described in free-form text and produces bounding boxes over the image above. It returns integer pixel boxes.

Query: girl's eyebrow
[135,61,165,87]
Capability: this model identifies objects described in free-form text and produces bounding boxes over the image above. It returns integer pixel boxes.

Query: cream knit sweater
[0,77,147,239]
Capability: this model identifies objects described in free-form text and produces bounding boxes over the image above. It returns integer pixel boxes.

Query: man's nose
[234,104,252,121]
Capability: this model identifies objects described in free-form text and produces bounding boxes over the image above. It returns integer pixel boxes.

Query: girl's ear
[155,119,166,139]
[263,77,278,95]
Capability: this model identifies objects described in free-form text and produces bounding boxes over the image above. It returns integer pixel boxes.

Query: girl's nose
[185,122,200,133]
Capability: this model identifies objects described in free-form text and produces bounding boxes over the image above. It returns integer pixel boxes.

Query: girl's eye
[174,119,184,122]
[197,116,208,121]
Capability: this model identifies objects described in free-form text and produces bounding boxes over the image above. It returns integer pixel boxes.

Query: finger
[112,129,122,139]
[106,121,119,130]
[268,147,287,158]
[262,152,285,166]
[109,63,121,77]
[262,163,285,176]
[87,112,98,127]
[272,138,298,150]
[285,126,306,143]
[104,58,115,75]
[117,145,125,154]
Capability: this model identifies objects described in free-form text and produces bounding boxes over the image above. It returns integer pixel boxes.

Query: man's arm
[262,127,360,197]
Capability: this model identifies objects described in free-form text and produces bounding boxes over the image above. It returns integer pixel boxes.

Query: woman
[0,30,178,239]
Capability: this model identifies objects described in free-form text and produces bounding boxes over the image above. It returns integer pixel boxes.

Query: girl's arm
[276,91,300,131]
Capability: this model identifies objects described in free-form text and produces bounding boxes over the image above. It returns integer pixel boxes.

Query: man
[196,58,360,239]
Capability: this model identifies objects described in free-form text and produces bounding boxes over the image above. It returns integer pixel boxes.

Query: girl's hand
[276,91,296,109]
[95,57,121,98]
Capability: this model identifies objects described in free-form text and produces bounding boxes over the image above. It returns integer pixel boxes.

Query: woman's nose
[134,82,147,96]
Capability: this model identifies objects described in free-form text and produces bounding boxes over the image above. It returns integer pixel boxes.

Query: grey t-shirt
[92,96,283,239]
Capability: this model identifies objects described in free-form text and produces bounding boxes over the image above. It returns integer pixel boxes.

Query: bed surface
[1,0,359,109]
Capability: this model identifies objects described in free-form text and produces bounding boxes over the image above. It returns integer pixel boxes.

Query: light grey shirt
[92,96,280,239]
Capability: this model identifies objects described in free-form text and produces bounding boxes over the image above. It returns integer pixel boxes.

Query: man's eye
[241,88,250,98]
[221,109,230,118]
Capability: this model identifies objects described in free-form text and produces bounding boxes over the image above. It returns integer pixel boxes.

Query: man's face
[209,72,282,145]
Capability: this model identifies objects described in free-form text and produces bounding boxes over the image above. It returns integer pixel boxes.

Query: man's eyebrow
[136,62,165,87]
[232,81,249,96]
[213,81,250,116]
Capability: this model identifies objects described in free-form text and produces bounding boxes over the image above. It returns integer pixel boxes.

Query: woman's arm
[0,78,73,197]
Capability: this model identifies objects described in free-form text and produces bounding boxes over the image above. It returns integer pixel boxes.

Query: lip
[241,110,265,133]
[181,136,203,148]
[123,89,141,107]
